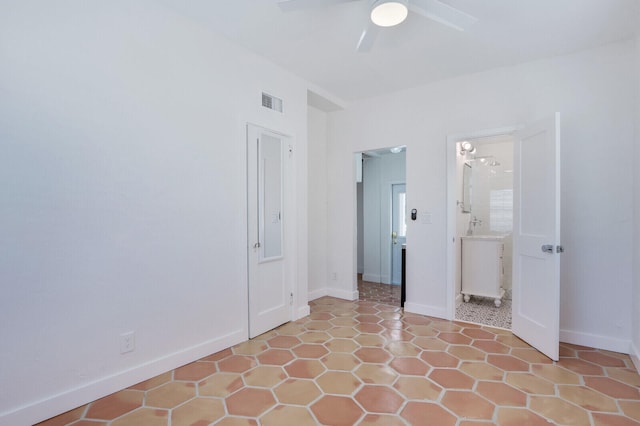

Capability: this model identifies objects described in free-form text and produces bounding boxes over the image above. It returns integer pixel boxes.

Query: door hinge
[290,292,294,305]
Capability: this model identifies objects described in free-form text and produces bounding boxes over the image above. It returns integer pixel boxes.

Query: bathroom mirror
[462,162,471,213]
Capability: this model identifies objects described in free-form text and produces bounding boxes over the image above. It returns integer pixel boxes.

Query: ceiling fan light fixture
[370,0,408,27]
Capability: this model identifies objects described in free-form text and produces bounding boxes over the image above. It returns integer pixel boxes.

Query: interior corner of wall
[631,341,640,374]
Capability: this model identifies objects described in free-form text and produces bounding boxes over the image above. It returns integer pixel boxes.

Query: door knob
[541,244,553,253]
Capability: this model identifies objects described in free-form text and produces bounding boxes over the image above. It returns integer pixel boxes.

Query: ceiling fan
[277,0,478,52]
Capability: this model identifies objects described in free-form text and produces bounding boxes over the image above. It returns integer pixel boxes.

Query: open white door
[512,113,561,361]
[391,184,406,285]
[247,124,291,338]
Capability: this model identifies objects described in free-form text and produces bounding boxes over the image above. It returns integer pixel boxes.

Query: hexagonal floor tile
[267,335,301,349]
[299,331,331,343]
[293,344,329,359]
[199,373,243,397]
[243,366,287,388]
[487,355,530,372]
[173,361,217,381]
[437,333,472,345]
[355,385,404,414]
[128,372,172,391]
[355,334,386,347]
[145,382,195,408]
[260,405,316,426]
[171,398,225,426]
[505,372,555,395]
[441,390,495,420]
[393,376,442,400]
[460,361,504,381]
[218,355,257,373]
[529,396,591,425]
[325,338,360,353]
[421,351,460,368]
[496,407,555,426]
[476,381,527,406]
[274,379,322,405]
[389,358,429,376]
[110,408,168,426]
[461,328,496,340]
[531,364,580,384]
[316,371,361,395]
[558,385,618,412]
[447,345,487,361]
[354,347,392,364]
[322,353,360,371]
[355,364,398,385]
[429,369,475,389]
[400,401,456,426]
[285,359,325,378]
[584,377,640,399]
[386,342,420,357]
[311,395,363,426]
[358,414,406,426]
[233,340,268,355]
[85,390,144,420]
[225,388,276,417]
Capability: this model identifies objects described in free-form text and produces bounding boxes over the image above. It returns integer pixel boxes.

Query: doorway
[453,135,514,329]
[446,115,562,361]
[356,147,406,306]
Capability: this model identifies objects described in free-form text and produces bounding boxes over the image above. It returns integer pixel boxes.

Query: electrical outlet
[120,331,135,354]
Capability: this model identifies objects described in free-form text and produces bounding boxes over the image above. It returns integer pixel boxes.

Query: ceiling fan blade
[356,23,380,53]
[408,0,478,31]
[277,0,357,12]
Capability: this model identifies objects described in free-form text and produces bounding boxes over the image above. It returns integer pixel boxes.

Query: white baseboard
[559,329,631,354]
[3,330,246,426]
[308,287,328,301]
[630,342,640,374]
[327,287,358,301]
[362,274,380,283]
[296,304,311,320]
[404,302,447,320]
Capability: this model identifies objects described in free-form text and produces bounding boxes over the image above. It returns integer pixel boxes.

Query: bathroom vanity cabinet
[461,236,505,307]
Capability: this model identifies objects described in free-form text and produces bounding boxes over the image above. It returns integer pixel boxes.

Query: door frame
[246,123,294,338]
[445,126,518,321]
[390,182,407,285]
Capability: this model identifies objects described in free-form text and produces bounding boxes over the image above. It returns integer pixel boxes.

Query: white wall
[327,40,636,351]
[362,152,406,284]
[0,1,310,424]
[308,106,329,299]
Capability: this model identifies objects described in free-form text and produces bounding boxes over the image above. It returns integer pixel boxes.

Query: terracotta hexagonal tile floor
[38,297,640,426]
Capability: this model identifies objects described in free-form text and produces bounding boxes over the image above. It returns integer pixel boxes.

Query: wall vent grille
[262,92,283,113]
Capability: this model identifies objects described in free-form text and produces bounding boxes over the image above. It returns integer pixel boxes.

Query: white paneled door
[512,113,561,361]
[247,124,291,338]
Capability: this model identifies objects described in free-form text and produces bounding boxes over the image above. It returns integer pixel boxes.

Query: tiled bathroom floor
[39,297,640,426]
[456,297,513,329]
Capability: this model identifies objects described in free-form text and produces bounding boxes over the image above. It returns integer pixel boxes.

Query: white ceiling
[158,0,639,102]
